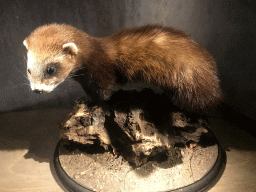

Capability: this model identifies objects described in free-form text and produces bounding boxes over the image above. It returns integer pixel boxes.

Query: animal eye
[27,68,31,74]
[46,66,55,75]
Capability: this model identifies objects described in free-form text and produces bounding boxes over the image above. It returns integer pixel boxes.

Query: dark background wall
[1,0,256,120]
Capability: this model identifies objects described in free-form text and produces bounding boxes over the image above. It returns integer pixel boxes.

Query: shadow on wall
[0,109,72,163]
[212,0,256,120]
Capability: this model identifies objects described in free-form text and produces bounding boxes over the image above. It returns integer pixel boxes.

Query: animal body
[23,23,222,113]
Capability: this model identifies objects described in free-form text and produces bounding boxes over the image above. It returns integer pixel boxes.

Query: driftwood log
[59,90,209,167]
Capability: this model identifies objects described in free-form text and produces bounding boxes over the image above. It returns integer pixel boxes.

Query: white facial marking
[27,51,34,69]
[26,51,36,90]
[25,48,66,93]
[33,83,57,93]
[30,82,35,90]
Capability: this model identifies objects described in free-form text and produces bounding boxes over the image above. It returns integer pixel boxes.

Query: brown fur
[24,24,222,113]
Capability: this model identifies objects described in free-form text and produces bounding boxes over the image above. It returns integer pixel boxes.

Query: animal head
[23,24,81,93]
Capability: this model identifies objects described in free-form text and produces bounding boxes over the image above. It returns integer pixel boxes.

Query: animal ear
[23,40,28,49]
[63,42,78,56]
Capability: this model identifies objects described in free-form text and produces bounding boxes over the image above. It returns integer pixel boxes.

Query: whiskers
[10,67,31,91]
[16,67,29,81]
[9,82,31,91]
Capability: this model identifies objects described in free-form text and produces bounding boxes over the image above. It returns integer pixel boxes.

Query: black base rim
[54,131,226,192]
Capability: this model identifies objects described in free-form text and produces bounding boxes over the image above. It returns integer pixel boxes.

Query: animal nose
[33,89,43,94]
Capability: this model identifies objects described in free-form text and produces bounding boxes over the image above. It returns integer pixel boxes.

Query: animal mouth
[32,89,48,94]
[31,83,57,93]
[33,89,43,94]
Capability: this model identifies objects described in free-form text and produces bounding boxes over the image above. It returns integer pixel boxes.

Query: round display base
[54,129,226,192]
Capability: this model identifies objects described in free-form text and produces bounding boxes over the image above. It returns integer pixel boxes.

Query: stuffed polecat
[23,24,222,113]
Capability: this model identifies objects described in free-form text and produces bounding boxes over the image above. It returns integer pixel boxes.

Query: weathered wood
[59,90,209,166]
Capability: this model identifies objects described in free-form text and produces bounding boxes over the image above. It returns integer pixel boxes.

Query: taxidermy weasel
[23,23,222,113]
